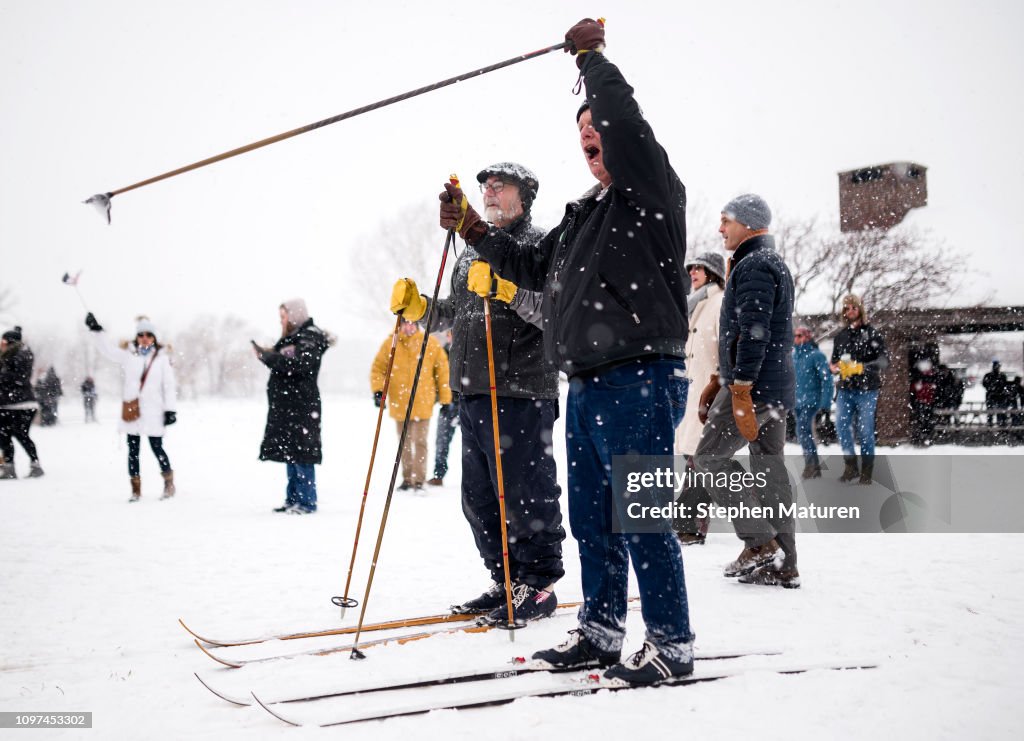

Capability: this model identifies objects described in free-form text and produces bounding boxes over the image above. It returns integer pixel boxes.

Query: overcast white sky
[2,0,1023,347]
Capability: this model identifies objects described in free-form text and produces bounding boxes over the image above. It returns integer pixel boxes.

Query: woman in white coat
[673,252,726,545]
[86,313,177,502]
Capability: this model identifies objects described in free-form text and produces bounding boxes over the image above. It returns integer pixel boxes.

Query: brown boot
[676,532,706,546]
[801,463,822,479]
[160,470,176,500]
[723,539,781,577]
[738,564,801,589]
[129,476,141,502]
[838,456,860,482]
[858,455,874,485]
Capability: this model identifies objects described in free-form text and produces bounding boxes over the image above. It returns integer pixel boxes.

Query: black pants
[459,394,565,588]
[0,409,39,463]
[433,394,460,480]
[127,434,172,477]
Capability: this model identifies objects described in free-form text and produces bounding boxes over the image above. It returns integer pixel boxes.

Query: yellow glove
[838,360,864,380]
[467,261,517,304]
[390,278,427,321]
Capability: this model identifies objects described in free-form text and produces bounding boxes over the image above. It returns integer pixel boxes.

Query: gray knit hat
[685,252,726,282]
[722,193,772,230]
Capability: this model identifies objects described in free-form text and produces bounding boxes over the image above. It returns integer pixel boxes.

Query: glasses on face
[479,180,506,194]
[137,332,154,339]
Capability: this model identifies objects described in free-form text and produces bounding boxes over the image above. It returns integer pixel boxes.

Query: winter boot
[0,462,16,480]
[129,476,141,502]
[676,532,706,546]
[858,454,874,485]
[839,456,860,482]
[451,582,507,615]
[532,629,621,670]
[27,461,45,478]
[801,462,822,479]
[738,563,802,589]
[427,477,444,486]
[603,640,694,686]
[723,539,781,578]
[480,583,557,626]
[160,470,176,500]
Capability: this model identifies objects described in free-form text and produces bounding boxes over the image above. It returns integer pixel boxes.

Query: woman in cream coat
[86,313,177,502]
[673,252,725,544]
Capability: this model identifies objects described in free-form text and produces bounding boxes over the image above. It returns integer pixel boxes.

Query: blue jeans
[286,462,317,511]
[794,407,819,464]
[835,389,879,457]
[565,358,693,661]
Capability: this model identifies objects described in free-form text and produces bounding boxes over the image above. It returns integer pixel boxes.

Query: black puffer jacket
[0,341,36,406]
[474,54,689,377]
[831,324,888,391]
[427,215,558,400]
[257,319,330,464]
[717,234,796,409]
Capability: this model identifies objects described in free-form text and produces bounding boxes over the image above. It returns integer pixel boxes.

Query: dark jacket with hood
[0,341,36,406]
[257,318,330,464]
[427,214,558,400]
[718,234,796,409]
[473,54,689,376]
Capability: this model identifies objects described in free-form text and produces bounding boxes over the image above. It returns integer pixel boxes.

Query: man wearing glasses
[391,163,565,627]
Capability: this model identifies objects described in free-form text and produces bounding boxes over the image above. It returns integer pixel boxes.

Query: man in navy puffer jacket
[694,194,799,589]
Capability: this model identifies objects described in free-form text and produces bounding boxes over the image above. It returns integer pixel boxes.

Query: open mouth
[585,146,600,161]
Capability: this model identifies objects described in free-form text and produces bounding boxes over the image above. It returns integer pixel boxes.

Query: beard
[484,203,520,228]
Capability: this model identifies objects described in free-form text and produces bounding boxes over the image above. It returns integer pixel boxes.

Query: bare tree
[773,218,959,319]
[816,226,958,315]
[175,314,263,397]
[348,201,456,323]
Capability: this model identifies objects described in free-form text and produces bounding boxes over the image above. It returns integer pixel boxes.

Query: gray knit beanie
[722,193,772,230]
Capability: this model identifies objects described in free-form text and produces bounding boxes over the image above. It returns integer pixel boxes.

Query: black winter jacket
[474,54,689,376]
[0,341,36,406]
[831,324,888,392]
[718,234,796,409]
[427,215,558,400]
[257,318,329,464]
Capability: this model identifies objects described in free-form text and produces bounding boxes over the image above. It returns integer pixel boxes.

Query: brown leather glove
[439,182,487,244]
[565,18,605,68]
[698,373,721,424]
[729,384,759,443]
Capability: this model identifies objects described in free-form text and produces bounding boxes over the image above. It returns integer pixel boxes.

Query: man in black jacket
[392,163,565,627]
[436,20,693,686]
[693,194,799,589]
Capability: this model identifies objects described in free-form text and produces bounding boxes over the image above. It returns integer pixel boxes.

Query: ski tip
[251,692,302,727]
[193,639,242,669]
[193,672,251,707]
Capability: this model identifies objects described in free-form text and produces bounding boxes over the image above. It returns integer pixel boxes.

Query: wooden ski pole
[348,197,458,659]
[84,41,568,222]
[482,293,518,639]
[332,313,403,618]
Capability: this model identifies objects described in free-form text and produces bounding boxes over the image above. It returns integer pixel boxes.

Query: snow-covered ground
[2,392,1022,740]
